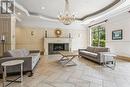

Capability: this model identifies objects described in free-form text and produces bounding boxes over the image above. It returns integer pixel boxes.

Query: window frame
[90,25,106,47]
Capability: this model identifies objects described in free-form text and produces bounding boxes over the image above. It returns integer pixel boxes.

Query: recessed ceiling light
[40,16,42,18]
[17,12,21,15]
[41,7,45,10]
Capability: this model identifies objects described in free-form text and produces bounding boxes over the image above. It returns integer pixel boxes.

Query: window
[91,26,106,47]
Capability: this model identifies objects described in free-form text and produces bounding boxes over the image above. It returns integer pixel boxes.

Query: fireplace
[48,43,69,54]
[44,37,72,55]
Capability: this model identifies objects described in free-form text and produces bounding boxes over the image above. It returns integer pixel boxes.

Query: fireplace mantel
[44,37,72,55]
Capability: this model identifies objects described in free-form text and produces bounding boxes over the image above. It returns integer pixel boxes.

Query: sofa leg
[28,71,33,77]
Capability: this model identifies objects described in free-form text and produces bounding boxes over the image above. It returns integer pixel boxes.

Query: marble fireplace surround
[44,37,72,55]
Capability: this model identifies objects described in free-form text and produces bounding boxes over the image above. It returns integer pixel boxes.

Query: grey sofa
[79,46,110,64]
[0,49,40,76]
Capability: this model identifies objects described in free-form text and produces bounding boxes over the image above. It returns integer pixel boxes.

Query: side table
[102,52,117,70]
[1,60,24,87]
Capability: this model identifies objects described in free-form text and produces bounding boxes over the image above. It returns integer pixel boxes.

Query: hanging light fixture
[58,0,75,25]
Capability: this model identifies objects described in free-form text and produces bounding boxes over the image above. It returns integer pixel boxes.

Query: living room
[0,0,130,87]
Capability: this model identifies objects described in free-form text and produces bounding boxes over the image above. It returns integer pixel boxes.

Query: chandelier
[58,0,75,25]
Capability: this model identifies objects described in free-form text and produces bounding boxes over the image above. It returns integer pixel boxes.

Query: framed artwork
[112,29,123,40]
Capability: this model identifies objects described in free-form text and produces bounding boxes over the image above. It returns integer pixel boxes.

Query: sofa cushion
[28,53,40,69]
[3,51,12,57]
[94,47,109,53]
[86,47,95,52]
[21,49,30,56]
[8,49,25,57]
[80,51,98,58]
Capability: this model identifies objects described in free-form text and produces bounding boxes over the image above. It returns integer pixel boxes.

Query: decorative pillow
[9,49,25,57]
[21,49,30,56]
[86,46,95,52]
[3,51,12,57]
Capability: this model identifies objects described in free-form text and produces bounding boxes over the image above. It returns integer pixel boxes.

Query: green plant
[91,26,106,47]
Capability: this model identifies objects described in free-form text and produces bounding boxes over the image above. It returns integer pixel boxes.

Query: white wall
[16,26,88,52]
[0,15,16,56]
[105,12,130,57]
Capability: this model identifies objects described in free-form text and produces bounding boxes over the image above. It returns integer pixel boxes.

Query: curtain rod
[88,19,108,28]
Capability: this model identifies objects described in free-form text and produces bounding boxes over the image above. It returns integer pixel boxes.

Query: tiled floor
[0,55,130,87]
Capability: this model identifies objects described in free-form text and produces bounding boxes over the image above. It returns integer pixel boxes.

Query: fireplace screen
[48,43,69,54]
[53,44,65,51]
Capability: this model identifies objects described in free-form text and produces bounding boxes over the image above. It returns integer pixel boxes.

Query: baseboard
[117,55,130,62]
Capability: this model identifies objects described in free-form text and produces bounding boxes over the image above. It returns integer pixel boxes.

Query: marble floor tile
[0,55,130,87]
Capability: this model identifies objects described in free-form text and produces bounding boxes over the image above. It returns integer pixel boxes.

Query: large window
[91,26,106,47]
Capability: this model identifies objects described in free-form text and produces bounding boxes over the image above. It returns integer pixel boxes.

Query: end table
[102,52,117,70]
[1,60,24,87]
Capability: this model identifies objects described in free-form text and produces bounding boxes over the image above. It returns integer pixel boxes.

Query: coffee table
[58,51,79,67]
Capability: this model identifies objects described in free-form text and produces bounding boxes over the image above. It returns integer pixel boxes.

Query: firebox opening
[48,43,69,54]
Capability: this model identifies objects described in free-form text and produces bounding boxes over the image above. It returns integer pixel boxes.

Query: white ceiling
[15,0,130,28]
[16,0,120,20]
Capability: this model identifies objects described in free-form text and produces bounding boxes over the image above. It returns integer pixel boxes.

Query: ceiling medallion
[58,0,75,25]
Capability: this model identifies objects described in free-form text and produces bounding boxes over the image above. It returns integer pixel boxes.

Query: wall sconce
[1,35,5,41]
[45,30,47,38]
[69,33,71,38]
[1,35,6,55]
[31,31,34,36]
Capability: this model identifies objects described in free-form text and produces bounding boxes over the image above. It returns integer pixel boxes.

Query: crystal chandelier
[58,0,75,25]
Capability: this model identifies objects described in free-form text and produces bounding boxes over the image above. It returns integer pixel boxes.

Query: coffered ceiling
[16,0,122,20]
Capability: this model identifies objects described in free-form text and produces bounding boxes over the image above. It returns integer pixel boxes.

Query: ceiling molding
[29,12,59,22]
[79,0,121,20]
[82,0,129,25]
[88,20,108,28]
[15,2,30,16]
[16,0,126,24]
[15,14,22,22]
[29,12,83,23]
[28,0,122,22]
[32,0,122,21]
